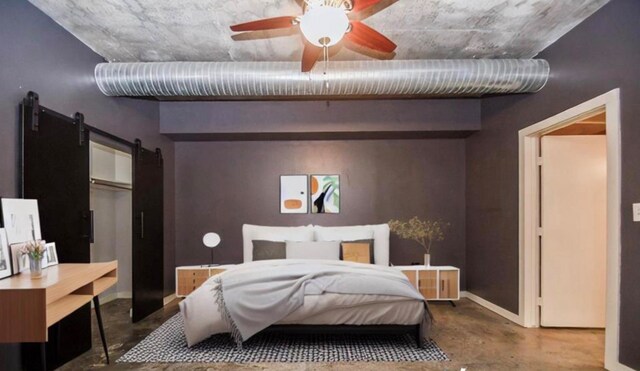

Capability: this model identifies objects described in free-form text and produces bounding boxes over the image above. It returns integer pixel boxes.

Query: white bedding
[179,263,424,347]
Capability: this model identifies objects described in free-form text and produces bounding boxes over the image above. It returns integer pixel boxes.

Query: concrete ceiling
[29,0,608,63]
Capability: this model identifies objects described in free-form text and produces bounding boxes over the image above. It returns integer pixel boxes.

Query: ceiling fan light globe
[299,6,349,47]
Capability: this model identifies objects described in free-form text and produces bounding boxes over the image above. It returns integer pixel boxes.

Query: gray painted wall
[466,0,639,368]
[174,140,467,288]
[0,0,175,298]
[160,100,480,137]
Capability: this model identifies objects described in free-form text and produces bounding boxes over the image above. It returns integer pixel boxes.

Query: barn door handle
[90,210,95,243]
[140,212,144,239]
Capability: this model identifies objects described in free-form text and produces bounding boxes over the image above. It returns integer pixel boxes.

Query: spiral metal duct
[94,59,549,98]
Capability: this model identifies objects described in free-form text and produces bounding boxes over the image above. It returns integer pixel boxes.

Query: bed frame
[261,323,426,348]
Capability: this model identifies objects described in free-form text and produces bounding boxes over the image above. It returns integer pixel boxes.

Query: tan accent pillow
[341,242,372,264]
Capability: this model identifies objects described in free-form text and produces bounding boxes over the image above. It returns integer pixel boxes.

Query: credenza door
[132,141,164,322]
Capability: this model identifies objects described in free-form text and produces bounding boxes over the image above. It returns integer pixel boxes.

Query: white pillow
[286,241,341,260]
[314,225,374,242]
[243,224,314,263]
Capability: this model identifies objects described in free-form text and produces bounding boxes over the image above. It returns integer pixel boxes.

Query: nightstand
[175,265,227,297]
[394,265,460,306]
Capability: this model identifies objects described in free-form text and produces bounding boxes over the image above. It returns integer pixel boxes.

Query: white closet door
[540,135,606,328]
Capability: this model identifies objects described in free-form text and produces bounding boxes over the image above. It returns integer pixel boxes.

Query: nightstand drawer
[177,269,209,296]
[439,269,459,299]
[418,270,438,300]
[176,267,227,297]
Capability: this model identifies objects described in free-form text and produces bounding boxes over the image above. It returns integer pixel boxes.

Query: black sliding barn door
[132,140,164,322]
[21,92,92,369]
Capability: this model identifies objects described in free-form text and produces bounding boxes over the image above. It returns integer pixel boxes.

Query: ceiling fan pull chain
[323,45,329,90]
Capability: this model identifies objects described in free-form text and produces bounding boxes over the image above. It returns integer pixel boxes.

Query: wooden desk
[0,261,117,342]
[0,262,117,368]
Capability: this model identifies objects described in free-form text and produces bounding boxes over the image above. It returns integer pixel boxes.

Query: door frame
[518,89,626,370]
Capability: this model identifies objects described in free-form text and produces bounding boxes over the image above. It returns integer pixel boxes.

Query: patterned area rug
[118,314,449,363]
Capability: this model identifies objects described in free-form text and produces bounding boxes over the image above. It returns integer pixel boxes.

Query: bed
[179,224,432,348]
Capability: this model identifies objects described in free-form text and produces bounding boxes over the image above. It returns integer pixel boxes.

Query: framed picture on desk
[1,198,42,245]
[0,229,11,279]
[44,242,58,267]
[10,242,29,274]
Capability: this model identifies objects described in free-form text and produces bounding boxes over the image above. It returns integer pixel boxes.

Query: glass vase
[29,256,43,279]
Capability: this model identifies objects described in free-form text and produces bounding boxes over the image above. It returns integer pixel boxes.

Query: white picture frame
[10,242,29,274]
[0,229,11,279]
[311,175,340,214]
[44,242,58,267]
[280,175,308,214]
[1,198,42,245]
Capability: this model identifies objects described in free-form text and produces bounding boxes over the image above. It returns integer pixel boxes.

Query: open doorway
[89,139,133,308]
[518,89,625,370]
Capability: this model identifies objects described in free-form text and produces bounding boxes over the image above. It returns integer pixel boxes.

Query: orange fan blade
[351,0,382,12]
[230,16,296,32]
[344,21,396,53]
[301,42,322,72]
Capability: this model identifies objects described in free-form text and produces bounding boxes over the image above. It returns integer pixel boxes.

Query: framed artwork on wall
[311,175,340,214]
[1,198,42,245]
[280,175,308,214]
[0,229,11,279]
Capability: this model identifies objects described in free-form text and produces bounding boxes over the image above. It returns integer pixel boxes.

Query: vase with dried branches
[388,216,449,266]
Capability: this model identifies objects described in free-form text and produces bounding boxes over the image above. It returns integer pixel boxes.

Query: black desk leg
[93,296,109,364]
[40,342,47,371]
[449,300,456,307]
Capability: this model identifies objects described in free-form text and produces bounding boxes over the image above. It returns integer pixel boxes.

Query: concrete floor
[60,298,604,370]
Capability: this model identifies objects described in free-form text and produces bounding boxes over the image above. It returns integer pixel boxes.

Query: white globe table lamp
[203,232,221,266]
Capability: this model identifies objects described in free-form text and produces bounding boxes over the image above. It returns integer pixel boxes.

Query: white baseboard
[461,291,523,325]
[164,294,177,306]
[606,360,635,371]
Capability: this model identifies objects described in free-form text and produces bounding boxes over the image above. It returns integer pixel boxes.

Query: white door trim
[518,89,627,370]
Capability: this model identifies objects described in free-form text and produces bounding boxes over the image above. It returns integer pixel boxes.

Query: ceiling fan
[229,0,397,72]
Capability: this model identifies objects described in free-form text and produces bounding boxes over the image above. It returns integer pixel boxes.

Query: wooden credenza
[0,262,117,343]
[395,265,460,302]
[175,265,226,297]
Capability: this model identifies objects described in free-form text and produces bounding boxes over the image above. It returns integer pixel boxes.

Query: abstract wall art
[280,175,308,214]
[311,175,340,214]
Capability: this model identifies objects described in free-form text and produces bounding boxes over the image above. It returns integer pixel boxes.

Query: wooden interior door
[21,94,92,369]
[540,135,606,327]
[132,142,164,322]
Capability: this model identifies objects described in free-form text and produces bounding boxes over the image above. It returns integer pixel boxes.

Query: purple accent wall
[174,140,467,288]
[159,99,480,137]
[0,0,175,299]
[466,0,640,367]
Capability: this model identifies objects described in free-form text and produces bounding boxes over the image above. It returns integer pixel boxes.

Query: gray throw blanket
[212,259,432,346]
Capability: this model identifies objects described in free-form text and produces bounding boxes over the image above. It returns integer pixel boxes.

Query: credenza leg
[93,296,110,364]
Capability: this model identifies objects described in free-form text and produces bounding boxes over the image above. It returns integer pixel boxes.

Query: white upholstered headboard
[242,224,390,266]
